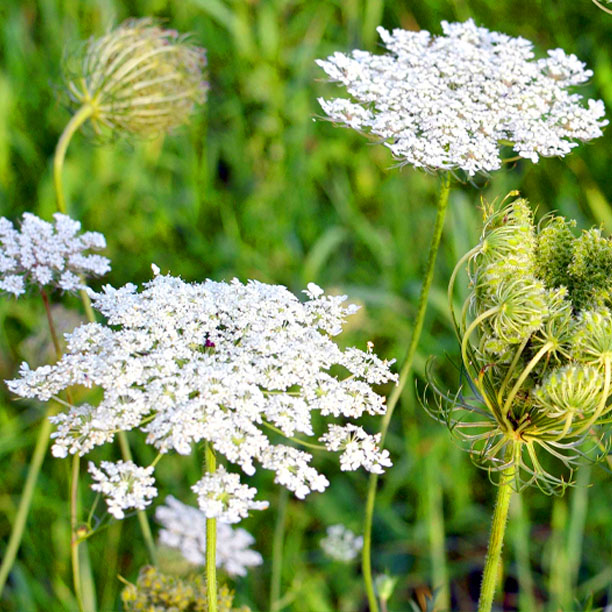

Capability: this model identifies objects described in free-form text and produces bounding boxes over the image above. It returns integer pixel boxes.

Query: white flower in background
[320,524,363,562]
[8,274,397,519]
[191,465,269,523]
[88,460,157,519]
[156,496,262,577]
[320,424,391,474]
[0,213,110,297]
[317,19,607,176]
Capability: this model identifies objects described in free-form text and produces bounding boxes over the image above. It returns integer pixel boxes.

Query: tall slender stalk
[53,104,94,215]
[270,488,289,611]
[205,443,218,612]
[53,102,157,566]
[71,454,85,612]
[362,172,451,612]
[478,465,514,612]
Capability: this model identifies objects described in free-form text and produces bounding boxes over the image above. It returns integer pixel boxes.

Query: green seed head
[63,18,208,137]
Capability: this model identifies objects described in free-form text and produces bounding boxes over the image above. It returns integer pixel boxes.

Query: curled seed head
[572,309,612,367]
[63,18,208,137]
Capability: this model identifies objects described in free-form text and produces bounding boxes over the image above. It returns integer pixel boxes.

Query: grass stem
[270,488,289,611]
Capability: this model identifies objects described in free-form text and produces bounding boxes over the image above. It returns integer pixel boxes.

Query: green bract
[428,196,612,492]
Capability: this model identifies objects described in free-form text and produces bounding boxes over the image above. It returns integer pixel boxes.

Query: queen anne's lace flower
[156,495,262,576]
[320,524,363,562]
[88,460,157,519]
[191,466,269,523]
[317,19,607,176]
[8,274,396,518]
[0,213,110,297]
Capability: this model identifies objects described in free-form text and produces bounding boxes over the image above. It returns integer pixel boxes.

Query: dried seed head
[63,18,208,137]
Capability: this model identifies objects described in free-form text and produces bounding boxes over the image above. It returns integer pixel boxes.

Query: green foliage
[0,0,611,610]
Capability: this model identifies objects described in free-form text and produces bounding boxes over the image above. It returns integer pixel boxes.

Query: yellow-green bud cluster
[63,18,207,137]
[430,196,612,491]
[121,565,250,611]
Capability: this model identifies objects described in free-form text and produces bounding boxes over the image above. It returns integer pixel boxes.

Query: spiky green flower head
[428,195,612,492]
[62,18,207,137]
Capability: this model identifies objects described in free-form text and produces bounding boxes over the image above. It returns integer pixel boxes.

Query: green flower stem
[71,454,85,612]
[205,443,218,612]
[0,416,52,596]
[116,432,157,565]
[53,104,94,215]
[362,171,451,612]
[270,488,289,612]
[478,465,514,612]
[54,103,157,565]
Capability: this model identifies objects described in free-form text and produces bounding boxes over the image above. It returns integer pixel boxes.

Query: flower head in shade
[8,274,396,520]
[0,213,110,297]
[427,196,612,492]
[320,524,363,562]
[317,19,606,176]
[63,18,207,137]
[156,495,262,577]
[88,460,157,519]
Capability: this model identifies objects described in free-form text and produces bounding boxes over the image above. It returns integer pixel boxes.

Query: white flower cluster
[8,274,396,520]
[0,213,110,296]
[320,424,391,474]
[320,524,363,562]
[156,496,262,577]
[191,466,269,523]
[88,460,157,519]
[317,19,607,176]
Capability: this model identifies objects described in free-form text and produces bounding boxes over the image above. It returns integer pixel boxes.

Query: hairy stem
[362,172,451,612]
[478,465,514,612]
[270,488,289,611]
[205,443,218,612]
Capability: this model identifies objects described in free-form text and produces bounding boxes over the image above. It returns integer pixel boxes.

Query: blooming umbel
[320,524,363,562]
[427,196,612,491]
[317,19,607,176]
[88,460,157,519]
[63,18,207,137]
[8,274,396,518]
[0,212,109,297]
[156,496,262,577]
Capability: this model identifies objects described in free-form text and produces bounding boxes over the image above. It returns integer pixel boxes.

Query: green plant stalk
[53,104,94,215]
[0,416,52,596]
[362,171,451,612]
[205,443,218,612]
[0,289,65,597]
[71,454,85,612]
[54,102,157,564]
[270,488,289,611]
[478,465,514,612]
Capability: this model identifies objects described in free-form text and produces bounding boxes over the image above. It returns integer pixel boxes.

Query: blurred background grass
[0,0,611,610]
